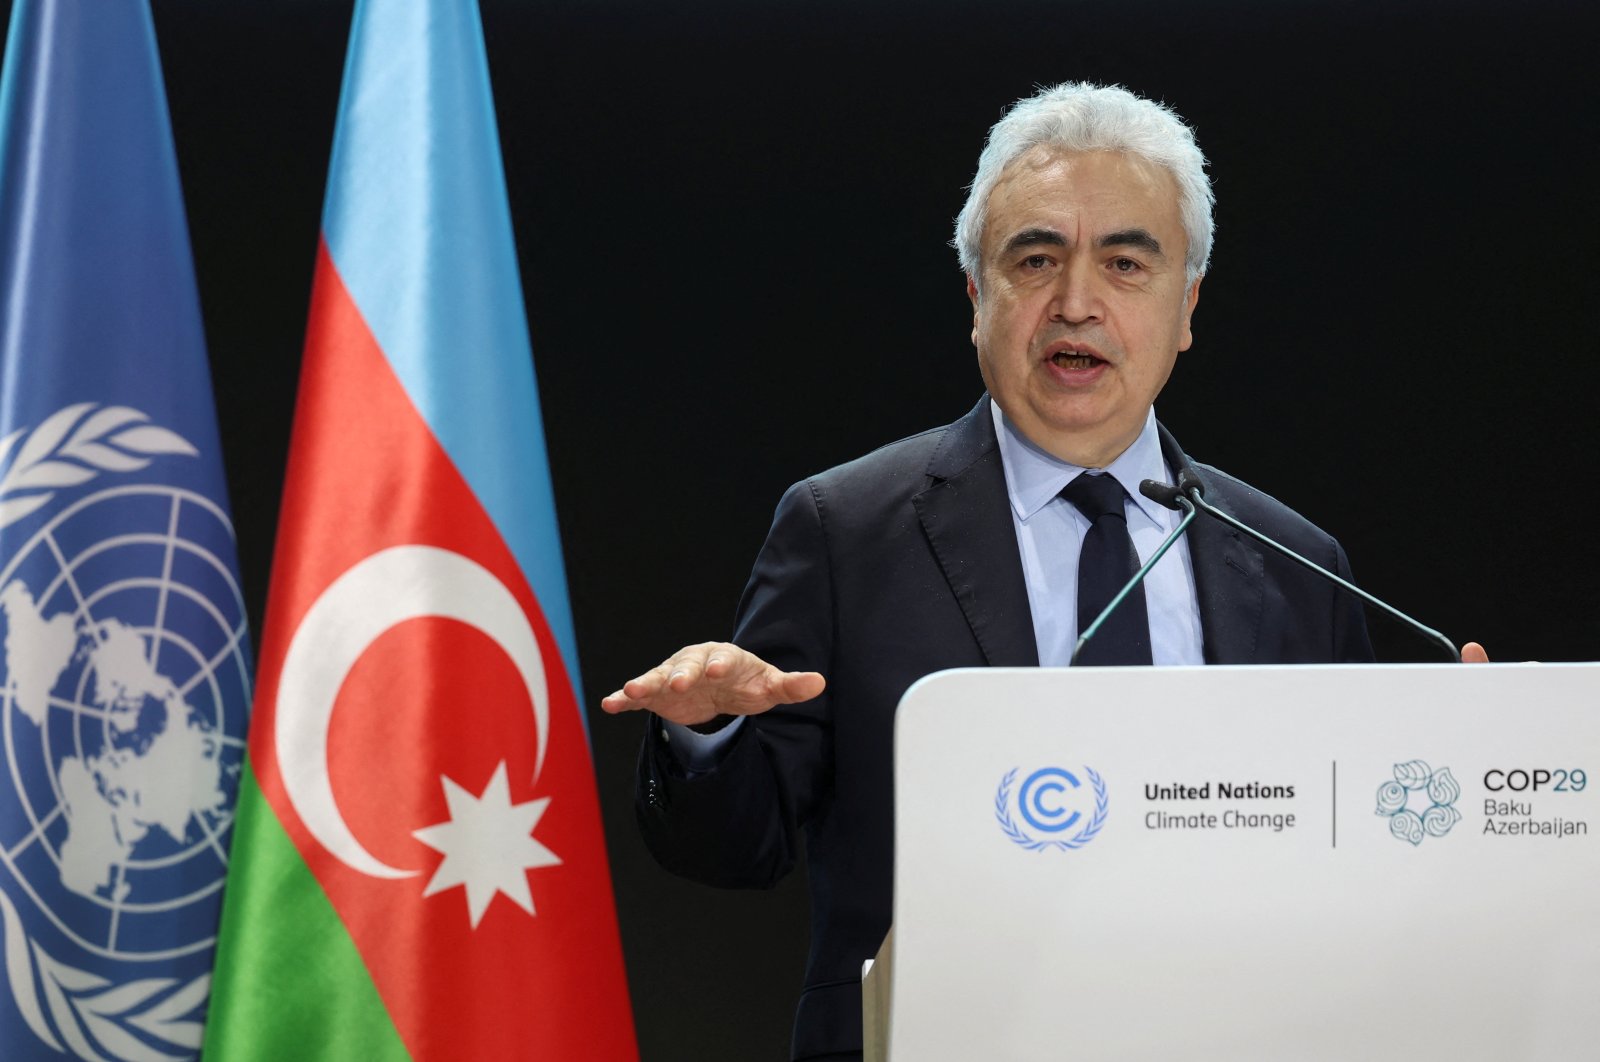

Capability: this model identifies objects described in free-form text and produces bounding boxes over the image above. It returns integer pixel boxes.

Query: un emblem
[0,404,250,1058]
[994,765,1109,851]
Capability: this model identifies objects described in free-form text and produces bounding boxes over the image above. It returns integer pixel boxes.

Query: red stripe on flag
[248,240,636,1058]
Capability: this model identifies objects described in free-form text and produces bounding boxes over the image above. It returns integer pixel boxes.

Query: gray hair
[953,83,1214,288]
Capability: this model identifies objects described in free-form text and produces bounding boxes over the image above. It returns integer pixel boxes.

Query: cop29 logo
[1374,759,1462,846]
[994,766,1108,851]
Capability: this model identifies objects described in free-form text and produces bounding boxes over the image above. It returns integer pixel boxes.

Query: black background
[5,1,1597,1058]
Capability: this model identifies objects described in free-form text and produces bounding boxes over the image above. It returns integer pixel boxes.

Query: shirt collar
[991,400,1171,526]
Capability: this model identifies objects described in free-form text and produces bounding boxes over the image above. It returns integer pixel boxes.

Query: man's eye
[1111,257,1141,273]
[1021,254,1051,270]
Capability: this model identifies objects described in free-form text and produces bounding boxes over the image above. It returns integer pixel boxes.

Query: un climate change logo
[0,404,251,1058]
[1374,759,1462,846]
[995,766,1108,851]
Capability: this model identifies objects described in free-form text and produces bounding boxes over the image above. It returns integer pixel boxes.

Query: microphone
[1068,480,1198,666]
[1175,468,1460,661]
[1139,478,1186,511]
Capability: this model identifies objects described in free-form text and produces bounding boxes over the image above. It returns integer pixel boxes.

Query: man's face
[969,147,1201,468]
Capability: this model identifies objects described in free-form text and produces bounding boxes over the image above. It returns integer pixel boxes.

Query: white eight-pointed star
[412,761,560,927]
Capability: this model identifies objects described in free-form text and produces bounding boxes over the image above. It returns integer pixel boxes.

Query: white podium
[866,664,1600,1061]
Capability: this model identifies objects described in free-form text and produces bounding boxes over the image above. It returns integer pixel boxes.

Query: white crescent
[275,545,549,879]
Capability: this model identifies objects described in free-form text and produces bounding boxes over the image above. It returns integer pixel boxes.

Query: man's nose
[1049,256,1102,324]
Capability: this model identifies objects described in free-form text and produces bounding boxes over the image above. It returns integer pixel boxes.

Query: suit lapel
[914,408,1264,667]
[1158,424,1265,664]
[913,400,1039,667]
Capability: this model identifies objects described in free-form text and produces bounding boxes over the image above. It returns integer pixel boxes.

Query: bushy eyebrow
[999,226,1166,260]
[999,228,1067,257]
[1097,228,1164,257]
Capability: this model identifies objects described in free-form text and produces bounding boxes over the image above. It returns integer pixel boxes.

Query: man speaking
[602,82,1483,1061]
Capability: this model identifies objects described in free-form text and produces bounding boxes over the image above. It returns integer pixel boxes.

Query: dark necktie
[1061,473,1153,666]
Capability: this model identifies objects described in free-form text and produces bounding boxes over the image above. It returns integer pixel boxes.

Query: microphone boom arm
[1183,486,1459,662]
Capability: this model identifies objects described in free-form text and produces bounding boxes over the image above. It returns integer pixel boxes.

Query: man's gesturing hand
[599,642,826,728]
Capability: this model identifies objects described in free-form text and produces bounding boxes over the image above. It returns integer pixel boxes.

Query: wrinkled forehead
[979,146,1184,228]
[980,146,1184,246]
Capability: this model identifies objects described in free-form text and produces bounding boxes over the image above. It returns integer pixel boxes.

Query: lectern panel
[886,664,1599,1061]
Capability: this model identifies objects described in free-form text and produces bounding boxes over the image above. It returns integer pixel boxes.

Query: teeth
[1053,352,1097,368]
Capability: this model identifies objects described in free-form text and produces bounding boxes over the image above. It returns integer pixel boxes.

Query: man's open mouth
[1051,350,1104,369]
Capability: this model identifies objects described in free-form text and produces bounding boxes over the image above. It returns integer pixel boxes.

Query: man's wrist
[686,713,737,735]
[661,714,745,773]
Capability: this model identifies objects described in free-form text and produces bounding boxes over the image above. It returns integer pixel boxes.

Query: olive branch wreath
[0,403,196,532]
[0,889,206,1061]
[994,766,1109,851]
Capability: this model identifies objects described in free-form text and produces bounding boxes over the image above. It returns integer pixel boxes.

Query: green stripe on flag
[202,765,409,1061]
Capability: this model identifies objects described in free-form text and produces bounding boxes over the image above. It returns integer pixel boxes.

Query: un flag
[0,3,251,1059]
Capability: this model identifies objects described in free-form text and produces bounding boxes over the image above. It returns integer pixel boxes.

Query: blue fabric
[0,2,250,1057]
[320,0,583,705]
[0,0,221,462]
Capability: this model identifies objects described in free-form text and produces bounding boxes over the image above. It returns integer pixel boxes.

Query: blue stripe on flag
[318,0,584,703]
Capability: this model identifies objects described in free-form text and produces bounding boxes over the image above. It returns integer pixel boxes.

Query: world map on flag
[0,479,250,961]
[1,582,228,908]
[0,461,251,1060]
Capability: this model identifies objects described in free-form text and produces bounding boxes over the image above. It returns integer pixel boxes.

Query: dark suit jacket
[636,398,1373,1060]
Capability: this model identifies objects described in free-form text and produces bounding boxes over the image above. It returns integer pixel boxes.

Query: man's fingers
[769,669,826,705]
[703,651,734,680]
[1461,641,1490,664]
[660,642,767,693]
[609,644,732,710]
[621,664,670,700]
[599,689,638,714]
[666,653,707,693]
[623,644,715,698]
[605,643,823,721]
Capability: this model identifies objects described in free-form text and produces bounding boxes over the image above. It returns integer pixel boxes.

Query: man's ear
[966,274,980,345]
[1177,274,1203,352]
